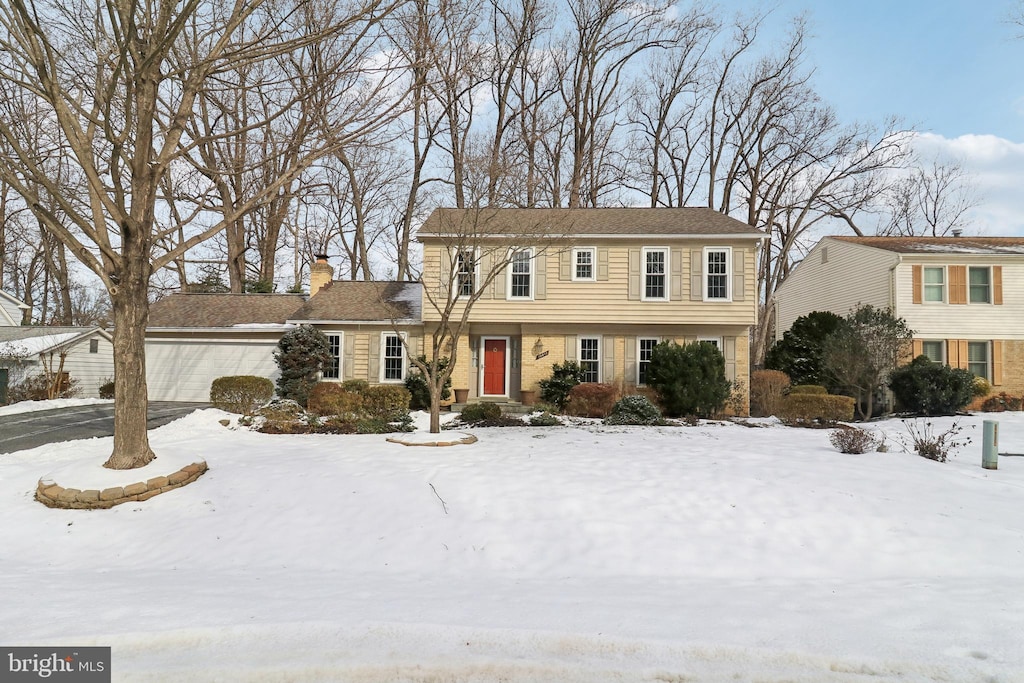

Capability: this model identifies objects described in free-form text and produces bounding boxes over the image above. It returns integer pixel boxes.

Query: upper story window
[381,333,405,382]
[508,248,533,299]
[921,340,945,364]
[455,250,476,297]
[579,337,600,383]
[969,267,991,304]
[323,334,341,379]
[642,247,668,301]
[637,337,658,385]
[573,247,596,281]
[89,339,99,354]
[705,247,730,301]
[923,267,945,302]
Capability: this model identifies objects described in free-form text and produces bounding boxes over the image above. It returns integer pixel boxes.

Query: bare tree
[877,157,978,237]
[0,0,405,468]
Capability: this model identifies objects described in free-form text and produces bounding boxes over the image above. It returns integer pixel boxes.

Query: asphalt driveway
[0,402,209,454]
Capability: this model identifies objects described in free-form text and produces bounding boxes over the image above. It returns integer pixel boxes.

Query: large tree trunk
[103,252,155,470]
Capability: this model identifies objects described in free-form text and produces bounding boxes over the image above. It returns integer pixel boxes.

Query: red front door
[483,339,506,395]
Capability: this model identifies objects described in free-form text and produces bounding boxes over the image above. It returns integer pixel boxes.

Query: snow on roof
[0,332,82,358]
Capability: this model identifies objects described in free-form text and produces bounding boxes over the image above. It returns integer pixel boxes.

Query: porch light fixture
[532,338,544,356]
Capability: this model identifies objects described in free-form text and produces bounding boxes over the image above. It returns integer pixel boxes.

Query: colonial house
[773,235,1024,394]
[145,207,764,411]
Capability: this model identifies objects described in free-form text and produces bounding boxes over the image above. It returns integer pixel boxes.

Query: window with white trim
[969,267,991,304]
[968,341,990,380]
[698,337,721,351]
[642,247,668,301]
[455,250,476,297]
[508,248,533,299]
[323,334,341,379]
[704,247,730,301]
[923,267,945,302]
[579,337,600,383]
[921,340,945,364]
[573,247,596,281]
[381,333,405,382]
[637,337,659,385]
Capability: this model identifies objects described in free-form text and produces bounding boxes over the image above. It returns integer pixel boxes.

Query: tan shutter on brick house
[912,339,923,358]
[912,265,923,304]
[948,266,967,304]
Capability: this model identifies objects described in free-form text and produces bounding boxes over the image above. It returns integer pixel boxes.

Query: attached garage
[146,334,285,402]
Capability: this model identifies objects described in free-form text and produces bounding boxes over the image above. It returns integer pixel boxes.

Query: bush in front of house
[528,411,562,426]
[98,378,115,399]
[604,394,663,426]
[646,341,730,418]
[750,369,790,417]
[7,373,80,402]
[888,355,975,416]
[829,427,877,454]
[273,325,333,406]
[980,392,1023,412]
[361,385,412,421]
[565,382,619,418]
[405,355,451,410]
[459,402,502,423]
[210,375,274,415]
[539,361,585,411]
[778,393,855,425]
[306,382,364,417]
[789,384,827,395]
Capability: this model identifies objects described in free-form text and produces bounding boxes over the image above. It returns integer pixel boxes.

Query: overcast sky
[731,0,1024,235]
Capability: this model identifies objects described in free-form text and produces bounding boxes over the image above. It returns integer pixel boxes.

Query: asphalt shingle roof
[148,294,307,328]
[830,236,1024,255]
[417,207,764,239]
[289,281,422,323]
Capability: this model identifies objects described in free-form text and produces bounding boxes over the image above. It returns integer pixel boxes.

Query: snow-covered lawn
[0,397,113,417]
[2,409,1023,682]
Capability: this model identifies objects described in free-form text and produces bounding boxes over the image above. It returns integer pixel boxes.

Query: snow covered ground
[0,397,113,417]
[2,408,1023,682]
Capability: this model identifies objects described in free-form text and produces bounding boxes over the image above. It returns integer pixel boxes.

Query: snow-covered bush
[604,394,663,426]
[528,411,561,426]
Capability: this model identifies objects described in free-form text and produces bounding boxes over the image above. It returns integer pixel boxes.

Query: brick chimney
[309,254,334,295]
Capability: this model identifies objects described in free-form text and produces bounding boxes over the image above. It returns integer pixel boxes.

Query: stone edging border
[35,461,209,510]
[385,434,478,447]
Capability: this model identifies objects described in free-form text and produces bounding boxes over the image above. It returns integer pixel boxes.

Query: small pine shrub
[460,402,502,423]
[210,375,274,415]
[98,379,115,400]
[361,385,411,421]
[565,383,619,418]
[604,394,663,426]
[829,427,877,454]
[789,384,827,395]
[274,325,332,406]
[405,356,451,410]
[750,369,790,417]
[528,411,561,426]
[779,393,855,425]
[646,341,730,418]
[306,383,364,416]
[888,356,975,416]
[539,361,585,411]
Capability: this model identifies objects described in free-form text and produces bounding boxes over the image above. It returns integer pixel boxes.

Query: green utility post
[982,420,999,470]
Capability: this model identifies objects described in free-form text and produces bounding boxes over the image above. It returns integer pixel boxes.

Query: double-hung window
[381,333,405,382]
[921,340,945,364]
[705,247,730,301]
[923,267,945,302]
[455,250,476,297]
[698,337,721,351]
[643,247,668,301]
[637,338,658,385]
[573,247,596,281]
[968,341,990,380]
[969,267,991,304]
[579,337,600,383]
[322,334,342,379]
[509,248,533,299]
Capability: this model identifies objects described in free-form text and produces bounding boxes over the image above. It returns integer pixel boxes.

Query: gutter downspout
[888,253,902,311]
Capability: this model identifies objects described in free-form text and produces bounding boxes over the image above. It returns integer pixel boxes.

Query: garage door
[146,339,281,402]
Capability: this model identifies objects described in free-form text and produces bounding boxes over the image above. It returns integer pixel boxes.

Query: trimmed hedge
[307,383,364,417]
[789,384,827,395]
[565,383,619,418]
[779,393,855,424]
[361,385,412,421]
[460,402,502,423]
[210,375,274,415]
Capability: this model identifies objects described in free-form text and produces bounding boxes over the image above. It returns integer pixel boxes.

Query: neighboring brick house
[773,235,1024,394]
[417,208,764,411]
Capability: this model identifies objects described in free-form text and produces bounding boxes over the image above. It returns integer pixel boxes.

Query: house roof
[417,207,764,239]
[148,293,308,328]
[289,281,422,323]
[829,236,1024,255]
[0,289,30,326]
[0,327,111,357]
